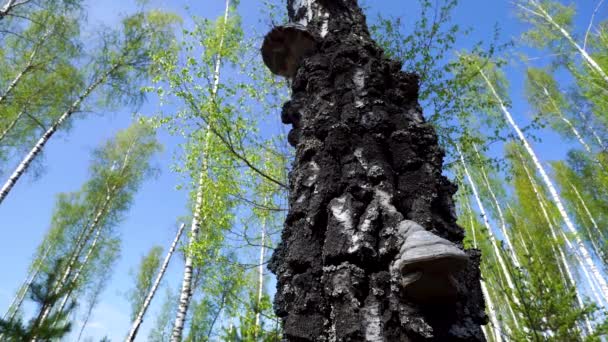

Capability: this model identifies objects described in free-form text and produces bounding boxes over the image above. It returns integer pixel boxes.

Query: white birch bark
[53,221,105,317]
[464,196,502,342]
[0,0,32,18]
[170,2,230,340]
[472,143,521,268]
[568,181,607,243]
[458,145,521,330]
[126,223,186,342]
[478,68,608,300]
[254,211,267,340]
[517,0,608,85]
[0,65,117,206]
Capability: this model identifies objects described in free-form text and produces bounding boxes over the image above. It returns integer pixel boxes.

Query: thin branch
[228,193,287,212]
[584,0,605,50]
[182,91,289,190]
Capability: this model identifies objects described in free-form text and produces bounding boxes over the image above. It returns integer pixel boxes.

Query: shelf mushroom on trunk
[261,0,486,340]
[261,23,318,78]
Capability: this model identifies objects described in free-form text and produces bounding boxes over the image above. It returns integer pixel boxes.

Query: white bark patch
[353,148,368,170]
[296,194,306,203]
[303,160,320,187]
[353,68,365,91]
[375,189,399,217]
[362,297,384,341]
[330,196,353,231]
[291,0,313,25]
[318,7,330,37]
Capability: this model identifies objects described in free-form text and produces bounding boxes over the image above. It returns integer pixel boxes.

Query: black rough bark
[268,1,487,340]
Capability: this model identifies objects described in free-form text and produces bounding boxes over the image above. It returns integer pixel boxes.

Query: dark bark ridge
[268,1,487,340]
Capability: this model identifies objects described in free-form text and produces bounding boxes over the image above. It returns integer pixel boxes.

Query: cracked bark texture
[267,0,487,340]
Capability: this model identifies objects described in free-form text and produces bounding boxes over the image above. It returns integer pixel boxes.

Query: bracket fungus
[261,23,317,78]
[391,220,468,303]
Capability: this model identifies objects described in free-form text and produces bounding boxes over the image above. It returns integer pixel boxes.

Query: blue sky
[0,0,603,341]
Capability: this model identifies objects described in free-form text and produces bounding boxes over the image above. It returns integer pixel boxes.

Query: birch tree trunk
[519,0,608,85]
[126,223,185,342]
[52,221,105,319]
[0,27,50,106]
[478,68,608,300]
[0,0,29,19]
[0,65,116,206]
[458,146,521,330]
[472,143,521,267]
[463,196,502,342]
[267,1,485,340]
[514,148,603,326]
[253,212,267,340]
[170,2,230,340]
[0,244,51,338]
[35,140,134,332]
[568,181,607,243]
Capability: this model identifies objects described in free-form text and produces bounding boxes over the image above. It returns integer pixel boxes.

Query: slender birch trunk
[0,27,50,106]
[2,244,50,323]
[568,181,607,243]
[0,65,117,206]
[518,0,608,85]
[254,210,267,340]
[53,222,105,318]
[472,143,521,268]
[515,149,602,328]
[0,110,25,143]
[126,223,185,342]
[170,3,230,340]
[463,196,502,342]
[458,145,521,330]
[0,0,19,19]
[539,86,594,154]
[478,68,608,300]
[76,283,103,342]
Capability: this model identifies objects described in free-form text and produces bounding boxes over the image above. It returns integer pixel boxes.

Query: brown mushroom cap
[400,272,459,303]
[261,23,317,78]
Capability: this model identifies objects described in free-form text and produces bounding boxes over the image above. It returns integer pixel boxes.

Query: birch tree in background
[516,0,608,85]
[0,9,178,205]
[147,1,245,339]
[0,3,83,174]
[553,157,608,267]
[517,0,608,135]
[127,246,164,322]
[1,122,161,338]
[525,68,597,156]
[126,223,185,342]
[505,142,606,339]
[459,53,608,301]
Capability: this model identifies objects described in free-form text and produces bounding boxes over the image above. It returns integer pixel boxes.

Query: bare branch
[584,0,605,50]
